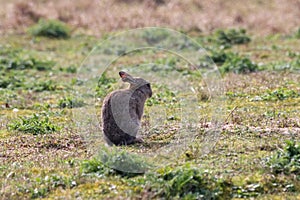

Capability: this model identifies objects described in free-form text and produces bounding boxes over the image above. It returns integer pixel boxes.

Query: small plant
[29,19,71,39]
[29,80,58,92]
[201,49,258,74]
[219,54,258,74]
[58,97,85,108]
[82,147,151,177]
[131,164,232,199]
[212,29,251,48]
[8,113,60,135]
[81,158,111,176]
[266,140,300,175]
[291,58,300,70]
[95,73,117,97]
[0,55,55,71]
[209,50,234,65]
[231,183,264,198]
[100,147,151,176]
[29,173,75,198]
[59,65,77,73]
[262,88,299,101]
[0,73,25,89]
[146,85,178,106]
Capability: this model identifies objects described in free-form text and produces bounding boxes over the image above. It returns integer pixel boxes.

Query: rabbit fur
[102,71,152,145]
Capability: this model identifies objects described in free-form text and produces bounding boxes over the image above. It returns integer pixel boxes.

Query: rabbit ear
[119,71,128,78]
[119,71,135,83]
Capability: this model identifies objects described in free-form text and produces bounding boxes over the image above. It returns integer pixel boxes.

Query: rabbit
[101,71,152,145]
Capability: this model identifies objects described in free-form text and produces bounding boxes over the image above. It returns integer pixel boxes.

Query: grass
[0,51,55,71]
[58,97,85,109]
[8,113,60,135]
[211,28,251,48]
[220,53,258,74]
[95,73,117,98]
[0,26,299,199]
[29,19,71,39]
[82,147,152,176]
[266,140,300,175]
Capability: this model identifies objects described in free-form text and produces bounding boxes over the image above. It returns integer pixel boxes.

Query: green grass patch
[0,54,55,71]
[82,147,151,177]
[95,73,117,98]
[131,164,232,199]
[29,19,71,39]
[59,65,77,73]
[8,113,60,135]
[58,97,85,108]
[0,73,24,89]
[209,50,233,65]
[146,84,178,106]
[220,55,257,74]
[208,50,258,74]
[266,140,300,175]
[200,49,258,74]
[30,80,58,92]
[211,28,251,48]
[261,88,299,101]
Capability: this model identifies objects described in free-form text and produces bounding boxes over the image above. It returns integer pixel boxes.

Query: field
[1,0,300,199]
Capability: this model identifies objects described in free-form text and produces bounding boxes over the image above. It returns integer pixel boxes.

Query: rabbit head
[119,71,152,98]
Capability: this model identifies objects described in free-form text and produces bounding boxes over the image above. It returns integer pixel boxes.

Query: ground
[0,1,300,200]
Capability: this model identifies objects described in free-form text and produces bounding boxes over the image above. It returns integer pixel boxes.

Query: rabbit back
[102,90,140,145]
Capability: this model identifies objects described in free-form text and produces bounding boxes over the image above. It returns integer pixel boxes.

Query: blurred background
[1,0,300,35]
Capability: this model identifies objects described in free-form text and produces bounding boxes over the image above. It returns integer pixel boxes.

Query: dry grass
[0,132,86,164]
[0,0,300,35]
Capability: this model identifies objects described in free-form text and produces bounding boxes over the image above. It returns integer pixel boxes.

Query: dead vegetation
[1,0,300,35]
[0,133,86,164]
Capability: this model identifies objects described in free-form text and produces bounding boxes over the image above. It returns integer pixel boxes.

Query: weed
[81,158,115,177]
[29,80,58,92]
[58,97,85,108]
[27,173,76,198]
[146,85,178,106]
[266,140,300,175]
[291,58,300,70]
[95,73,117,97]
[82,147,151,177]
[261,88,299,101]
[200,49,257,74]
[209,50,234,65]
[0,54,55,71]
[232,183,264,198]
[131,164,232,199]
[99,147,151,176]
[8,113,60,134]
[31,187,49,199]
[212,29,251,48]
[219,54,258,74]
[59,65,77,73]
[0,73,24,89]
[29,19,71,39]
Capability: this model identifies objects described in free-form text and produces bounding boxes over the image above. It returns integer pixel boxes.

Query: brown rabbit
[102,71,152,145]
